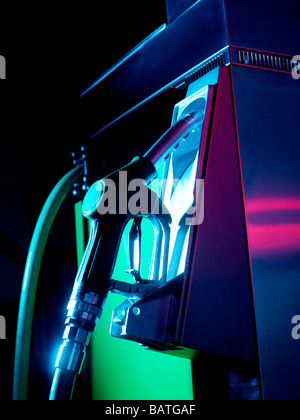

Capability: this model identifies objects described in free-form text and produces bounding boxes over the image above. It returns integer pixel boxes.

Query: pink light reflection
[245,197,300,256]
[247,223,300,256]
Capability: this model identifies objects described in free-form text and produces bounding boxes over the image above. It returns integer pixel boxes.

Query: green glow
[74,201,86,267]
[90,164,194,400]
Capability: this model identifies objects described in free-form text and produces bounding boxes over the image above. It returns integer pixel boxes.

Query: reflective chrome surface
[232,66,300,400]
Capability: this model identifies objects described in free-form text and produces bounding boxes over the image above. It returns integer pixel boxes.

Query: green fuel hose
[13,164,84,400]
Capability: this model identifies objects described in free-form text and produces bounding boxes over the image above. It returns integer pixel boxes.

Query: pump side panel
[231,66,300,400]
[179,66,257,362]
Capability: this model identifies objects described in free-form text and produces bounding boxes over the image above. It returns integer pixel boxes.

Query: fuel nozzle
[50,157,158,399]
[50,111,204,400]
[144,111,204,168]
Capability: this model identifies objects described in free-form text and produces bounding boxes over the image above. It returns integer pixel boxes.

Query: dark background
[0,1,186,400]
